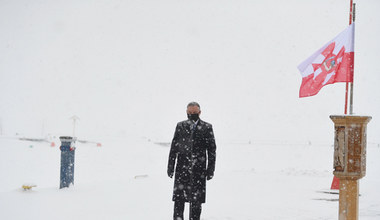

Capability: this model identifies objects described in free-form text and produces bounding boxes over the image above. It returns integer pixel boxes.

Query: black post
[59,136,76,189]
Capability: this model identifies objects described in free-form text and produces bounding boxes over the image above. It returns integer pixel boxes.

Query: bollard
[59,136,76,189]
[330,115,371,220]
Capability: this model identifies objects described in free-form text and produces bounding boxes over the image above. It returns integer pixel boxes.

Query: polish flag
[298,23,355,98]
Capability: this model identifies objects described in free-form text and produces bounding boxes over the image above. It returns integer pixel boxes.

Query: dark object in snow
[59,136,76,189]
[317,190,339,195]
[316,190,361,196]
[313,198,339,202]
[154,142,171,147]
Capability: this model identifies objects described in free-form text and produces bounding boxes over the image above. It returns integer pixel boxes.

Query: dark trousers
[174,201,202,220]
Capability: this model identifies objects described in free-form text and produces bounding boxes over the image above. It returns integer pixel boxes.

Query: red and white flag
[298,23,355,98]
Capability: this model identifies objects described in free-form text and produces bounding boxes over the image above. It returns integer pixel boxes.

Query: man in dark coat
[167,102,216,220]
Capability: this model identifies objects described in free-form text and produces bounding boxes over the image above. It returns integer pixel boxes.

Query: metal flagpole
[344,0,353,114]
[349,3,356,115]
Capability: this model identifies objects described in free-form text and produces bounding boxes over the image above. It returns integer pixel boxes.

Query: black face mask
[187,113,199,122]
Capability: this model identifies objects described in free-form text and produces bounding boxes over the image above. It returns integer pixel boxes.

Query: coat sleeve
[206,125,216,176]
[167,123,180,175]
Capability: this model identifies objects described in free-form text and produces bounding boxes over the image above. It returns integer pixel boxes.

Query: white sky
[1,0,380,143]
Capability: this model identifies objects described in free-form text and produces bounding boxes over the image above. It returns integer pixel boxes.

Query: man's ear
[199,111,201,115]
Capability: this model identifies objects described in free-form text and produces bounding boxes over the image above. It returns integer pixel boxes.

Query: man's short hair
[187,102,201,110]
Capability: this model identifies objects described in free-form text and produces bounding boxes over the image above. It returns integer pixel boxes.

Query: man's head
[187,102,201,121]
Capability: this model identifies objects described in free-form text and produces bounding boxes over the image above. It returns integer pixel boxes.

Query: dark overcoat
[167,119,216,203]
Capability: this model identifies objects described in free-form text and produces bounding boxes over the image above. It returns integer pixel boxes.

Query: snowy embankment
[0,136,379,220]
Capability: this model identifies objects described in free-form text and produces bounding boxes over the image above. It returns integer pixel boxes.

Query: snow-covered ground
[1,0,380,219]
[0,136,379,219]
